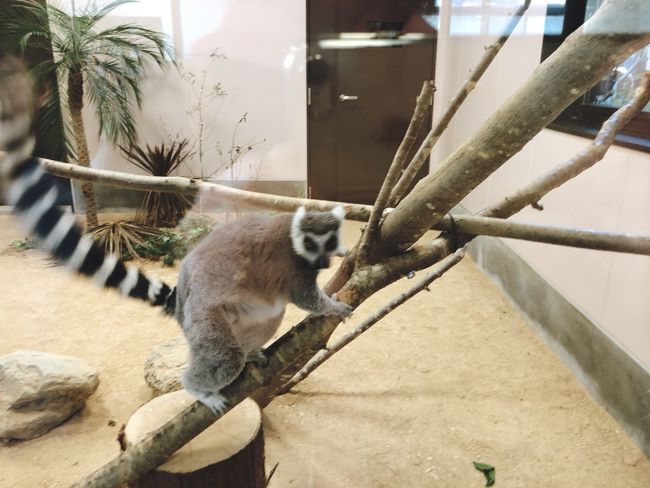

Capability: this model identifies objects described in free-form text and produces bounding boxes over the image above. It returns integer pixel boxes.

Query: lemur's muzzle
[315,256,330,269]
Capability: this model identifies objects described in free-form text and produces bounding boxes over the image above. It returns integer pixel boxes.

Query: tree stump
[124,391,265,488]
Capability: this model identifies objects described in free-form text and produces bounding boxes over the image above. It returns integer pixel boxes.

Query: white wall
[432,1,650,368]
[74,0,307,183]
[64,1,649,366]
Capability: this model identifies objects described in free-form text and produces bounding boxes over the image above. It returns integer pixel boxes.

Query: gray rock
[144,337,187,394]
[0,350,99,441]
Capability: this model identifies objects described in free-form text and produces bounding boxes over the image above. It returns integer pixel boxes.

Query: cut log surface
[124,391,265,488]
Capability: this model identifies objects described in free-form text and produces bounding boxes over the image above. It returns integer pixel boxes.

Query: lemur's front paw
[330,294,353,318]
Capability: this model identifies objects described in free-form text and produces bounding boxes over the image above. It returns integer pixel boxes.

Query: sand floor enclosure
[0,215,648,487]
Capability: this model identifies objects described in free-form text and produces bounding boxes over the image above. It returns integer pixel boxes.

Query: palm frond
[4,0,174,158]
[80,0,138,28]
[85,70,138,146]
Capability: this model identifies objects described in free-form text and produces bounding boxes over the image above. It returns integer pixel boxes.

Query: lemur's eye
[303,235,318,253]
[325,234,338,252]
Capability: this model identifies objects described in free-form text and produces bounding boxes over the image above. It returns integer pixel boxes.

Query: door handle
[339,94,359,102]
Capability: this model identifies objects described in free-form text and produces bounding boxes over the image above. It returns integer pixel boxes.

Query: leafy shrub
[10,238,37,251]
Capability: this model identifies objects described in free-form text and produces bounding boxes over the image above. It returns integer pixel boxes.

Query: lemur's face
[291,206,346,269]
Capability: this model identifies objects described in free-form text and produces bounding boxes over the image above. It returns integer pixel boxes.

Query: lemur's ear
[331,205,345,221]
[294,206,306,220]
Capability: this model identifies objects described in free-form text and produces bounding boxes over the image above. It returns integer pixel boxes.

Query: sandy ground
[0,213,648,488]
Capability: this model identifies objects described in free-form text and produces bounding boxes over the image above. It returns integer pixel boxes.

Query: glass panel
[584,0,650,111]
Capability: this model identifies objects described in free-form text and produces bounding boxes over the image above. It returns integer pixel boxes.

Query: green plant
[132,230,185,266]
[120,139,194,228]
[10,237,37,251]
[175,214,216,249]
[0,0,174,228]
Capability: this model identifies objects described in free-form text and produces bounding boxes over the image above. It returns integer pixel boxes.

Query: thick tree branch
[377,0,650,256]
[382,69,650,277]
[356,80,434,268]
[387,0,532,208]
[278,247,467,395]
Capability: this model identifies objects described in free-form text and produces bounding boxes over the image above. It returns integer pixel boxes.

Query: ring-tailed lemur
[176,205,351,413]
[0,58,352,415]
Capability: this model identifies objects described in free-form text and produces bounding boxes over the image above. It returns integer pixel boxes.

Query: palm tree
[0,0,174,228]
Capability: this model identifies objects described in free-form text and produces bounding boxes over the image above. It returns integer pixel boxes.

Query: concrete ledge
[468,235,650,458]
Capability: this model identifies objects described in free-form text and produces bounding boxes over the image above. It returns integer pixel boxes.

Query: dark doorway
[307,0,437,204]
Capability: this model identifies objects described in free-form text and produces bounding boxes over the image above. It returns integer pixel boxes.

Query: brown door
[307,0,437,204]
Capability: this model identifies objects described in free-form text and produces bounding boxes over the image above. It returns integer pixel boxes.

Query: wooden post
[124,392,265,488]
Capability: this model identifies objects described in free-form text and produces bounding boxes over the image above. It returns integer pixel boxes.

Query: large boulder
[0,350,99,441]
[144,337,187,394]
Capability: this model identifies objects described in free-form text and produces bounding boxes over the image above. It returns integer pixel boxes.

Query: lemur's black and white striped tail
[0,58,176,314]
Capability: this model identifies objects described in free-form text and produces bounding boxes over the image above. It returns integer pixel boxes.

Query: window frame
[541,0,650,153]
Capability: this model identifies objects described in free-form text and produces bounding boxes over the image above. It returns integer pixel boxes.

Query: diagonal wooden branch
[377,0,650,257]
[356,80,434,268]
[73,267,397,488]
[251,86,650,408]
[387,0,532,208]
[485,71,650,219]
[277,247,467,395]
[382,69,650,278]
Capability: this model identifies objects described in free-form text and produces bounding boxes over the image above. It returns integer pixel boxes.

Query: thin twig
[387,0,533,207]
[356,80,434,268]
[278,247,467,395]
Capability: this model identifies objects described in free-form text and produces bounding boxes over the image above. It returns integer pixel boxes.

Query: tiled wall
[432,1,650,368]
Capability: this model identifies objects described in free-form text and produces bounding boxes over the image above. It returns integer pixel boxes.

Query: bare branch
[382,71,650,278]
[356,80,434,268]
[278,247,467,395]
[377,2,650,256]
[436,214,650,256]
[19,155,650,256]
[485,71,650,219]
[28,156,372,222]
[387,0,532,207]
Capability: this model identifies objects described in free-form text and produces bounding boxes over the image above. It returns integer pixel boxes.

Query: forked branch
[356,80,434,268]
[385,70,650,278]
[485,71,650,219]
[387,0,533,207]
